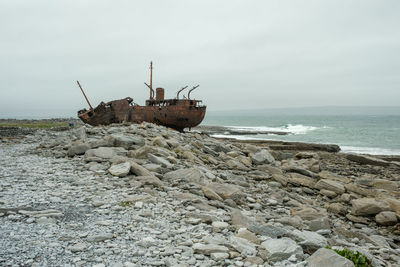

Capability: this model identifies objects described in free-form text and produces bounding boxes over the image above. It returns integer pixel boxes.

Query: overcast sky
[0,0,399,117]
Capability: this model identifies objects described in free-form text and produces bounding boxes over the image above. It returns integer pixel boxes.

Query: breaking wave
[227,124,323,135]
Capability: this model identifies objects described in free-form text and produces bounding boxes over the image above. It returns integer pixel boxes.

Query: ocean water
[203,108,400,155]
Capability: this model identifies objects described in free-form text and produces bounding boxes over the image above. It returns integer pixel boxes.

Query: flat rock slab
[346,153,390,167]
[192,243,229,255]
[351,198,390,216]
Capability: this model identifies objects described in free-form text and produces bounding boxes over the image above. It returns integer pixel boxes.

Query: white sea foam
[340,146,400,155]
[227,124,321,135]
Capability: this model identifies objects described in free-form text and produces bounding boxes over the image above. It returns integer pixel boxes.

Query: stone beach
[1,122,400,266]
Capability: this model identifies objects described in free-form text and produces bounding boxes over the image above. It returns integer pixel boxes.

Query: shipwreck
[77,62,206,131]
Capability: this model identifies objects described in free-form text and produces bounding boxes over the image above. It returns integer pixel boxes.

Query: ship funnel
[156,87,165,101]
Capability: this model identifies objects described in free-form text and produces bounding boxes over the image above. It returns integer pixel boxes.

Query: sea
[202,107,400,155]
[1,106,399,155]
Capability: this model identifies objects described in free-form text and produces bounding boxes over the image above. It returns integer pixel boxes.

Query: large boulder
[260,238,303,262]
[351,198,391,216]
[307,248,354,267]
[251,149,275,165]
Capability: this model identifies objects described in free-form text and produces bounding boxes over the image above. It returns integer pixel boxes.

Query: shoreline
[1,118,400,157]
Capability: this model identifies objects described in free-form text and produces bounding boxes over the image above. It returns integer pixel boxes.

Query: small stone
[212,221,229,232]
[135,201,143,209]
[69,243,87,252]
[87,233,113,242]
[192,243,229,255]
[211,252,229,261]
[108,162,131,177]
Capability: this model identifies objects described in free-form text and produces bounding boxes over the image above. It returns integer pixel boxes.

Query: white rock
[307,248,354,267]
[261,237,303,262]
[108,162,131,177]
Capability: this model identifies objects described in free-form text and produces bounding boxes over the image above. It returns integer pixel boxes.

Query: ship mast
[150,61,153,99]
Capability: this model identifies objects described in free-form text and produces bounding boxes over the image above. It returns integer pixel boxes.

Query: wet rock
[306,248,354,267]
[375,211,398,226]
[351,198,391,216]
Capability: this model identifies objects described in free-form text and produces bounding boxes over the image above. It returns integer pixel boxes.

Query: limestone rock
[260,237,303,262]
[68,142,90,157]
[108,162,131,177]
[85,147,126,162]
[229,236,257,256]
[351,198,390,216]
[288,173,316,188]
[164,168,209,185]
[192,243,229,255]
[205,182,241,200]
[306,248,354,267]
[327,203,347,215]
[129,160,153,176]
[148,154,173,168]
[152,136,168,148]
[291,208,322,221]
[252,149,275,165]
[375,211,398,226]
[346,153,390,167]
[112,134,144,148]
[289,230,327,253]
[236,229,261,245]
[314,179,345,194]
[202,186,223,201]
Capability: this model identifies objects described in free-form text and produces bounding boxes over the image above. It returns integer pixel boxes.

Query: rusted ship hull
[78,98,206,131]
[77,62,206,131]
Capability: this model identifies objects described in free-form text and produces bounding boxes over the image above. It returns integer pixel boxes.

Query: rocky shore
[1,122,400,266]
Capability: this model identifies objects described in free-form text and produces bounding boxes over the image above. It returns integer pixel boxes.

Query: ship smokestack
[156,87,165,101]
